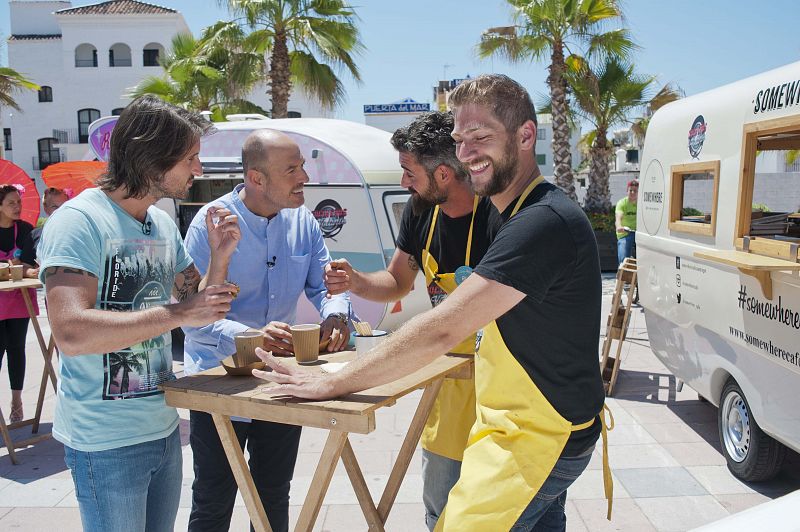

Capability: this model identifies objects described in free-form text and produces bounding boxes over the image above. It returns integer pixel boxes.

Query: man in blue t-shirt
[38,95,241,532]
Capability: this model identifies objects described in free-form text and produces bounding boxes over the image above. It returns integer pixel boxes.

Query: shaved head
[242,129,296,175]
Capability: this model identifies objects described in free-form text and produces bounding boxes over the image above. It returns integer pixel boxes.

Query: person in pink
[0,183,40,423]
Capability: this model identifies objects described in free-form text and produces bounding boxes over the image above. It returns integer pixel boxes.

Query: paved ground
[1,275,799,531]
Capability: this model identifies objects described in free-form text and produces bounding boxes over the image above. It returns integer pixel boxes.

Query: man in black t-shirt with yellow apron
[324,112,493,530]
[257,76,612,531]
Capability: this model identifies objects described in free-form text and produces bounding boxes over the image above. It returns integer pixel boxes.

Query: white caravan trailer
[638,62,800,481]
[182,117,430,332]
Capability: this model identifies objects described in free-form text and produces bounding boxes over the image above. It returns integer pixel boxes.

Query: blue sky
[2,0,799,124]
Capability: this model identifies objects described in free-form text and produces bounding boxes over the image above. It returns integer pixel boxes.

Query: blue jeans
[510,449,593,531]
[421,449,462,531]
[64,427,182,532]
[617,232,636,266]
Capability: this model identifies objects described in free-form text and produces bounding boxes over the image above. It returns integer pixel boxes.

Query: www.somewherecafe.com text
[729,326,800,368]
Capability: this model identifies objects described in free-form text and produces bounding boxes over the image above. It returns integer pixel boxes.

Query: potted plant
[586,209,619,271]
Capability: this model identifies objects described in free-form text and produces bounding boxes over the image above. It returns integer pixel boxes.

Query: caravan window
[736,116,800,261]
[668,160,720,237]
[382,191,410,244]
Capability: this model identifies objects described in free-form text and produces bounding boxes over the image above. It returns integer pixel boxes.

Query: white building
[534,113,581,179]
[2,0,330,180]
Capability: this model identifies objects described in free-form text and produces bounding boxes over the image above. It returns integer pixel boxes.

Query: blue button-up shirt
[182,184,349,375]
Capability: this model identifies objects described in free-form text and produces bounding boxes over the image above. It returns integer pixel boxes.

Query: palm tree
[478,0,633,201]
[0,66,39,111]
[108,352,145,395]
[567,57,654,212]
[214,0,363,118]
[630,83,682,145]
[130,31,266,117]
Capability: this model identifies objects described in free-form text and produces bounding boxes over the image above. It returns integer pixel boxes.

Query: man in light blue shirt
[183,129,349,532]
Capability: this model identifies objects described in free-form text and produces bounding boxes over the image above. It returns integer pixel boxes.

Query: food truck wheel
[718,379,785,481]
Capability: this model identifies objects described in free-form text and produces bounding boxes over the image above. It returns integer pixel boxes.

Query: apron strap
[570,404,615,521]
[423,206,441,281]
[600,404,615,520]
[510,174,545,217]
[463,195,479,266]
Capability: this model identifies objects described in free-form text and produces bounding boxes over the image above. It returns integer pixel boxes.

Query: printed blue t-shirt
[38,188,192,452]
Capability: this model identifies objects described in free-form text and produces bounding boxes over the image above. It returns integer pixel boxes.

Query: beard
[150,175,191,201]
[469,137,519,197]
[409,176,447,216]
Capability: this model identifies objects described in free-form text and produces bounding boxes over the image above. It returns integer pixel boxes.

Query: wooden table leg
[0,408,19,465]
[295,430,348,532]
[341,439,384,531]
[211,413,273,532]
[20,290,57,436]
[377,378,444,523]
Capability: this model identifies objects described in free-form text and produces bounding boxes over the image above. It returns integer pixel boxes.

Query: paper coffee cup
[10,265,23,281]
[0,264,9,281]
[355,330,388,357]
[233,331,264,367]
[290,324,320,364]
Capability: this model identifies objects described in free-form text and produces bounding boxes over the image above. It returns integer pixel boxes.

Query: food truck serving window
[668,160,720,237]
[735,116,800,261]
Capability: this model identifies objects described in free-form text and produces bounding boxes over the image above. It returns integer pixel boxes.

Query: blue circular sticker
[454,265,473,285]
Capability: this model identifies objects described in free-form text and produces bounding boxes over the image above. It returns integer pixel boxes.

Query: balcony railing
[110,58,132,67]
[53,128,80,144]
[32,150,65,171]
[75,59,98,67]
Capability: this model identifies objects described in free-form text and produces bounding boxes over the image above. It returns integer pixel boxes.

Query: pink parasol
[0,159,40,225]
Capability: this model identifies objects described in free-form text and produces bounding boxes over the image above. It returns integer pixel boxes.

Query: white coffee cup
[354,330,387,356]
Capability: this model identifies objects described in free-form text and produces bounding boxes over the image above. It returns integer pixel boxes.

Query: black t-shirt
[395,198,494,306]
[0,220,36,265]
[475,182,604,456]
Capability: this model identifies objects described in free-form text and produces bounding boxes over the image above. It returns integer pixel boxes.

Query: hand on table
[252,348,337,400]
[259,321,294,356]
[319,315,349,352]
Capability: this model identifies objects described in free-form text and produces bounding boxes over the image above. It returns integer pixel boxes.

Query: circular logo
[641,159,665,235]
[688,115,707,158]
[454,265,473,285]
[312,199,347,239]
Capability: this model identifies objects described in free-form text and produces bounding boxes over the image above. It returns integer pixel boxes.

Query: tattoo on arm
[42,266,97,282]
[408,255,419,271]
[173,265,201,302]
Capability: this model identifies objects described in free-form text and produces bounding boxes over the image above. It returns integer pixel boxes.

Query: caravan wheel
[718,379,785,481]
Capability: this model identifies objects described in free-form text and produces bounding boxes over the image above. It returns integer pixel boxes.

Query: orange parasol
[0,159,40,226]
[42,161,107,198]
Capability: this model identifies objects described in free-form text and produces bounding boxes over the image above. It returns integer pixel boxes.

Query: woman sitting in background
[0,184,40,423]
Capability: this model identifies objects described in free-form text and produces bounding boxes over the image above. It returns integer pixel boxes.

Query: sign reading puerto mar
[363,102,431,114]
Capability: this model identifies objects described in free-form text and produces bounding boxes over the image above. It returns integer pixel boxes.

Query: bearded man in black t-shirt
[254,76,609,531]
[324,111,493,531]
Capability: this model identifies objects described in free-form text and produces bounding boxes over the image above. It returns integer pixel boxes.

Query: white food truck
[185,117,430,331]
[638,62,800,481]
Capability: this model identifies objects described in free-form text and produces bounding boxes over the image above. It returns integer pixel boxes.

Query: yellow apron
[435,177,614,531]
[419,196,480,461]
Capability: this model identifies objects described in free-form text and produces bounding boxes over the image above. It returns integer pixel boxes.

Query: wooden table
[0,278,58,464]
[162,351,472,532]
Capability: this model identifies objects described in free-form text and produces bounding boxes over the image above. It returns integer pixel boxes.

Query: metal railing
[75,59,97,67]
[53,128,80,144]
[110,58,132,67]
[32,151,65,171]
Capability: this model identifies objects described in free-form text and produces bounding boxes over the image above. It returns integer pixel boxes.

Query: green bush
[585,210,616,232]
[681,207,703,216]
[751,202,771,213]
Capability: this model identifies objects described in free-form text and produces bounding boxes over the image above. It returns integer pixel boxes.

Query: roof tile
[56,0,176,16]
